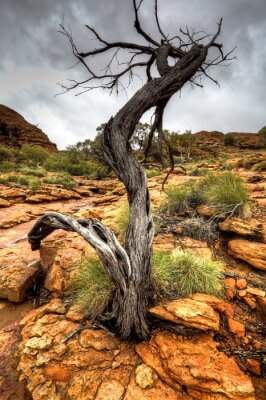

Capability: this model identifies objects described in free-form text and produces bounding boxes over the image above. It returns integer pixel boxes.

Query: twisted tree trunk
[29,44,208,339]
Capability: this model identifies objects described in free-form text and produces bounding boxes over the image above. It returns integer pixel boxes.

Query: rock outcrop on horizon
[0,104,57,151]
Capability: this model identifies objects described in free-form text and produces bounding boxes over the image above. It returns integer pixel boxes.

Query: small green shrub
[18,176,29,186]
[28,177,41,191]
[112,202,130,236]
[19,144,49,165]
[20,167,46,177]
[224,133,235,146]
[200,172,248,217]
[60,177,78,189]
[0,145,14,162]
[159,185,190,215]
[188,167,209,176]
[7,174,19,183]
[153,249,222,298]
[70,257,114,317]
[0,161,17,172]
[257,126,266,148]
[145,169,161,178]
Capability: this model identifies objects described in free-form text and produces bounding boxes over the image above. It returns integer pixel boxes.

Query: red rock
[246,287,265,297]
[0,104,57,150]
[228,239,266,271]
[137,331,255,399]
[0,198,11,207]
[243,296,256,309]
[219,217,265,242]
[236,278,247,290]
[225,277,236,299]
[191,293,234,318]
[238,290,247,297]
[246,359,261,376]
[148,298,220,331]
[257,296,266,316]
[228,318,245,337]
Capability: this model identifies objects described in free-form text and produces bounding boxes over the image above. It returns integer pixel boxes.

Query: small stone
[236,279,247,290]
[252,340,262,350]
[25,334,53,350]
[246,359,261,376]
[242,337,249,345]
[135,364,158,389]
[243,296,256,309]
[238,290,247,297]
[228,318,245,337]
[225,278,236,299]
[257,296,266,316]
[246,287,265,297]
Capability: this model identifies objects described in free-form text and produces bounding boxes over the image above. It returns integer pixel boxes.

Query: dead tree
[28,0,235,340]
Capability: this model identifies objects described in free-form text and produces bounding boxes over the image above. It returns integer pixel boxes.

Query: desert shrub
[0,161,17,172]
[19,144,49,165]
[70,257,114,317]
[0,145,14,162]
[28,177,41,191]
[112,202,130,236]
[0,177,8,184]
[18,176,29,186]
[257,126,266,148]
[7,174,19,183]
[153,249,222,298]
[224,133,235,146]
[60,176,78,189]
[188,167,209,176]
[199,172,248,217]
[159,185,190,215]
[145,169,161,178]
[181,217,218,243]
[20,167,46,177]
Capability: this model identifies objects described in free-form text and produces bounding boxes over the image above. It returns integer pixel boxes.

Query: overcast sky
[1,0,265,149]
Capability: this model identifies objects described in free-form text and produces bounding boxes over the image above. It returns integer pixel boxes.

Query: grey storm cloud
[0,0,265,149]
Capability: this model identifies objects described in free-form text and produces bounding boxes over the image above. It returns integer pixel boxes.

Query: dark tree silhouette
[28,0,235,340]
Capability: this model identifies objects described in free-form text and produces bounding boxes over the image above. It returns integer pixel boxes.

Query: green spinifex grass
[70,258,115,317]
[153,249,223,298]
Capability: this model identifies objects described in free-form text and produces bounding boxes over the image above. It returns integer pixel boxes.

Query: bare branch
[133,0,159,47]
[155,0,168,41]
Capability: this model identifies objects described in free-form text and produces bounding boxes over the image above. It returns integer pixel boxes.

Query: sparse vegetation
[181,217,219,243]
[153,249,223,298]
[224,133,234,146]
[70,257,115,317]
[28,177,41,191]
[145,169,161,178]
[159,185,190,215]
[112,202,130,236]
[198,172,248,217]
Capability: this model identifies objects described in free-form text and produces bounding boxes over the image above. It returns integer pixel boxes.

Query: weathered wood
[29,2,232,340]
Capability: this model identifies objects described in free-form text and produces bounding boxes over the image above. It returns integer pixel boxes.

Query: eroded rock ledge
[17,299,255,400]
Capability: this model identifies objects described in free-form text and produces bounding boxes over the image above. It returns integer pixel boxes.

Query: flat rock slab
[228,239,266,271]
[149,298,220,331]
[137,331,255,400]
[219,217,266,243]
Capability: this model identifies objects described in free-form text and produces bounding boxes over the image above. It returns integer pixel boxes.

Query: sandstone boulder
[228,239,266,271]
[0,245,40,302]
[149,298,220,331]
[219,217,266,242]
[137,331,255,400]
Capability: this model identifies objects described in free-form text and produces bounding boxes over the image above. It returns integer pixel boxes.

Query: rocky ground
[0,148,265,400]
